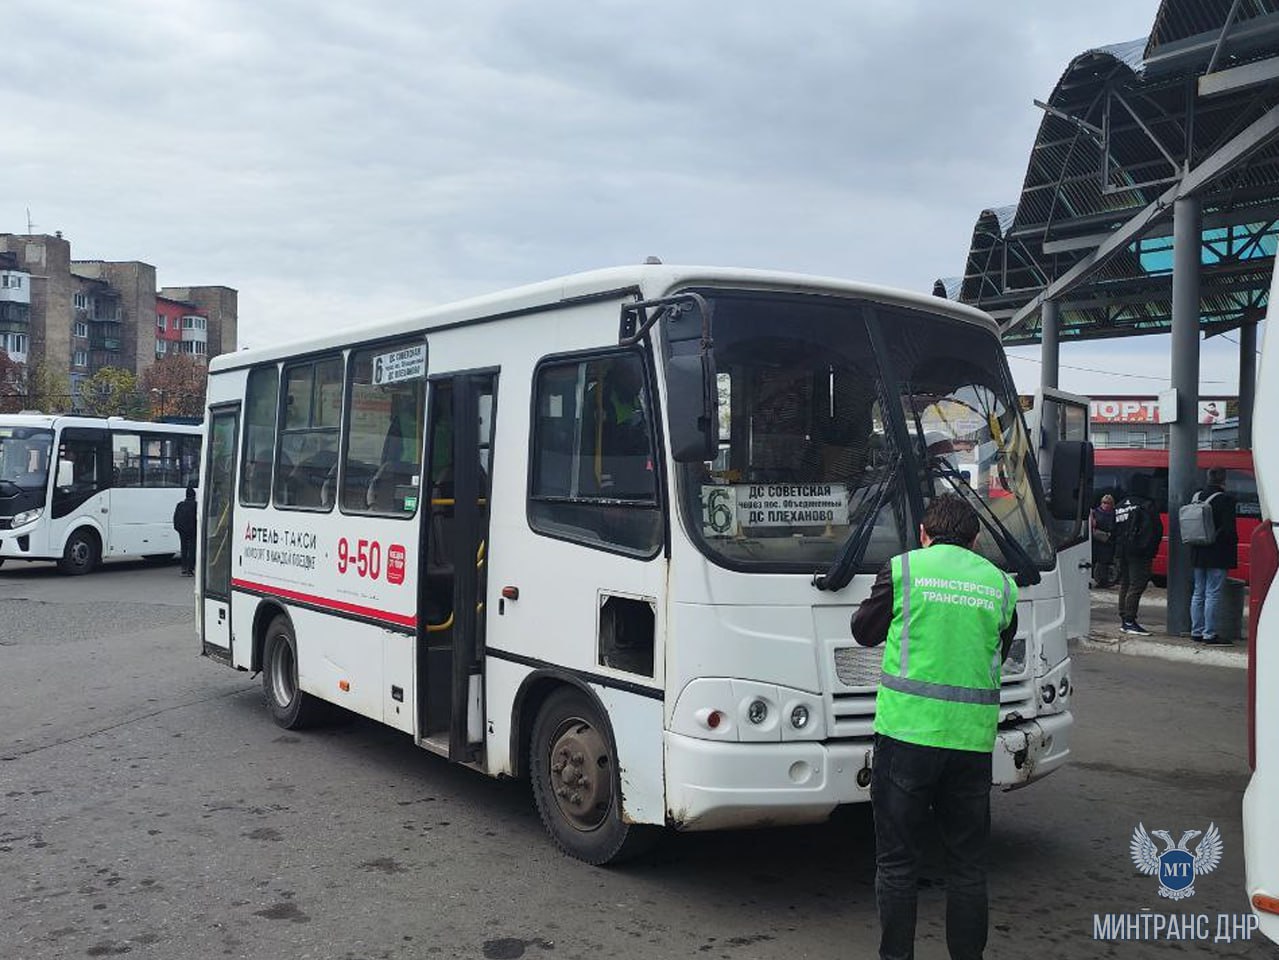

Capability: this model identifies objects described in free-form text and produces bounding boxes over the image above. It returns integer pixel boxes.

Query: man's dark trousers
[871,734,992,960]
[179,533,195,575]
[1116,554,1153,623]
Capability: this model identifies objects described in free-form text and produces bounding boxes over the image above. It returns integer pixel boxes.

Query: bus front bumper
[0,522,40,559]
[664,712,1072,832]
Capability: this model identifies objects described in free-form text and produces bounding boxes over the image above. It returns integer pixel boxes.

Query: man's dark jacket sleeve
[850,560,1019,660]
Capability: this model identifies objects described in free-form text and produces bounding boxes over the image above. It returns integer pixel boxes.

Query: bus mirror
[667,351,718,463]
[1049,440,1094,524]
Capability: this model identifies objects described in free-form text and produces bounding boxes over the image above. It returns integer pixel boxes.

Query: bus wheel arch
[518,675,658,864]
[58,526,101,575]
[251,600,289,674]
[260,611,326,729]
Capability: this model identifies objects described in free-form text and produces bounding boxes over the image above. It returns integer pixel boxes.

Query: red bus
[1093,447,1259,583]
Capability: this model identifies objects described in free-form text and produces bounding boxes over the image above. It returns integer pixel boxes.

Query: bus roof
[0,414,201,434]
[211,264,999,373]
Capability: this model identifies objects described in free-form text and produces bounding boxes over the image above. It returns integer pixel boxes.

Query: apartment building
[0,232,237,404]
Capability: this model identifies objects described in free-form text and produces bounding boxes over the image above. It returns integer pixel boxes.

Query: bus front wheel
[262,616,325,729]
[58,529,99,576]
[529,687,657,865]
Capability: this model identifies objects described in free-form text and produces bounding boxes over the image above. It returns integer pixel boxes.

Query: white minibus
[197,265,1089,862]
[0,414,201,574]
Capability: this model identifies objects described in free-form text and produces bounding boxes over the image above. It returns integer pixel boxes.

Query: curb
[1075,635,1247,669]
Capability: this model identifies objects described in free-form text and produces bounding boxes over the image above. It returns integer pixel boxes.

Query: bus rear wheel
[262,615,325,729]
[529,687,657,865]
[58,529,99,576]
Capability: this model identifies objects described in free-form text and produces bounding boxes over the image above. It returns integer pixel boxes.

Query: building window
[74,321,88,338]
[155,341,167,357]
[156,314,165,329]
[73,292,88,309]
[0,274,22,289]
[73,350,88,368]
[0,333,28,356]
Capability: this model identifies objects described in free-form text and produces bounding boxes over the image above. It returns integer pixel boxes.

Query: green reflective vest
[874,543,1018,753]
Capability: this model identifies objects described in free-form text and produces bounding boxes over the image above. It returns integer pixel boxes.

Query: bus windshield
[0,427,53,491]
[678,292,1055,574]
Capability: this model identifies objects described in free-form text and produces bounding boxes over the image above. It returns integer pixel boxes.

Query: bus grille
[826,642,1035,741]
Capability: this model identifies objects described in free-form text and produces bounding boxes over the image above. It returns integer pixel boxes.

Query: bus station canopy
[937,0,1279,346]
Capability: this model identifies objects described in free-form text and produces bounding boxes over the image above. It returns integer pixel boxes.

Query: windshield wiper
[812,450,902,592]
[927,456,1041,587]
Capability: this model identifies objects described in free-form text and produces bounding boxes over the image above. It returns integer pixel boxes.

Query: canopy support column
[1240,318,1257,449]
[1040,299,1060,390]
[1167,195,1202,636]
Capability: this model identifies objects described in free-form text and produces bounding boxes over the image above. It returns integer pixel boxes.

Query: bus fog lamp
[747,700,768,725]
[790,705,810,729]
[1059,677,1070,697]
[1040,684,1057,704]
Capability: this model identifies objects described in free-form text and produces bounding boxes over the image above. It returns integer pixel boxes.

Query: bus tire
[262,615,325,730]
[58,528,99,576]
[529,687,658,865]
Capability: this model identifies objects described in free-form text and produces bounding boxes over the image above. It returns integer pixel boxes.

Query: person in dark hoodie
[1112,474,1163,635]
[1191,466,1238,644]
[173,486,197,577]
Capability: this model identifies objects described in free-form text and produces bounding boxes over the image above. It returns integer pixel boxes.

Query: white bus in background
[1244,269,1279,944]
[196,265,1091,863]
[0,415,202,575]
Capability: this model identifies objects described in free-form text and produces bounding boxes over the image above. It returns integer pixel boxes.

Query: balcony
[90,335,122,351]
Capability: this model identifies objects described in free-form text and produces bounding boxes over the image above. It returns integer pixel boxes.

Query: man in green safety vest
[851,493,1019,960]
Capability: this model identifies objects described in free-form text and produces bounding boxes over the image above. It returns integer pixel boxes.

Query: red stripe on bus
[231,578,417,629]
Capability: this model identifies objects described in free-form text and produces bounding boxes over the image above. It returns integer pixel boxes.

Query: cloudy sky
[7,0,1254,397]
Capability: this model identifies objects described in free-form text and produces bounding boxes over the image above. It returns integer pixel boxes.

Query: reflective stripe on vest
[879,673,1001,705]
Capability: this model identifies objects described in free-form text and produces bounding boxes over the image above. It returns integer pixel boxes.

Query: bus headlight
[790,704,810,729]
[747,699,769,724]
[10,508,41,527]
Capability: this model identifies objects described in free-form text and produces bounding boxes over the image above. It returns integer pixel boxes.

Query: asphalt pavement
[0,559,1274,959]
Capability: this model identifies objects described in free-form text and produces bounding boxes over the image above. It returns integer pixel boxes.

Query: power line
[1004,352,1231,384]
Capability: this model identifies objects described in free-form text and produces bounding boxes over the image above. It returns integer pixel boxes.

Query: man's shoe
[1191,634,1204,642]
[1201,635,1231,645]
[1121,622,1152,636]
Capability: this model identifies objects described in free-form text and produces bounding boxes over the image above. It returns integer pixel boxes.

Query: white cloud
[7,0,1174,369]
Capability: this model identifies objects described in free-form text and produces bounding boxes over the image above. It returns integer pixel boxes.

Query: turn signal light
[706,710,724,729]
[338,680,350,692]
[1253,892,1279,916]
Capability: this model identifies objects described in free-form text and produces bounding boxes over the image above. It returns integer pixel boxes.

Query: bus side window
[528,352,661,557]
[275,357,342,511]
[1228,468,1262,518]
[241,365,279,507]
[341,341,426,517]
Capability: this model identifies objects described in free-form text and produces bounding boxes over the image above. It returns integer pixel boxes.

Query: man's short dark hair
[922,493,980,545]
[1207,466,1227,486]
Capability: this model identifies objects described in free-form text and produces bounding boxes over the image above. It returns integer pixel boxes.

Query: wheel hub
[548,719,611,831]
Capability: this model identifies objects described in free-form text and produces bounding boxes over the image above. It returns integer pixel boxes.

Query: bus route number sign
[372,344,427,386]
[701,483,850,536]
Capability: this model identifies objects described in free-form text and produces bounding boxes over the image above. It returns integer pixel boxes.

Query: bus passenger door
[419,372,496,761]
[1033,388,1093,640]
[48,428,111,561]
[202,406,239,659]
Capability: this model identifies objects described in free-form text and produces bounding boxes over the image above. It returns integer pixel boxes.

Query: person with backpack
[1113,474,1163,636]
[1188,466,1238,644]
